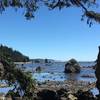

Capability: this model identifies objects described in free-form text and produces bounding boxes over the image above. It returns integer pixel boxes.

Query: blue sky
[0,6,100,61]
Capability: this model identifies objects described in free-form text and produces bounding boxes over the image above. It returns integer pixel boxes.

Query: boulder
[75,90,95,100]
[64,59,81,73]
[68,94,77,100]
[35,66,42,72]
[57,88,68,97]
[37,89,59,100]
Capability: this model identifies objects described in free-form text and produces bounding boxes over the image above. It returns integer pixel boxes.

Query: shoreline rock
[36,80,96,94]
[64,59,81,73]
[34,80,96,100]
[0,80,96,100]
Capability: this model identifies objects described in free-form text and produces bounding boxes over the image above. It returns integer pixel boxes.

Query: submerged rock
[81,74,95,78]
[35,66,42,72]
[64,59,81,73]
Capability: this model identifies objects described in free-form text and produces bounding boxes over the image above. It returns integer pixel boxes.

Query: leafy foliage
[0,44,29,62]
[0,54,36,99]
[0,0,100,25]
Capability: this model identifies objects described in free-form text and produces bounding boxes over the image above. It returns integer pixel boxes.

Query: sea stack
[64,59,81,73]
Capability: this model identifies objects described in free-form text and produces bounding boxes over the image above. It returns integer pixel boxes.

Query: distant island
[30,58,55,63]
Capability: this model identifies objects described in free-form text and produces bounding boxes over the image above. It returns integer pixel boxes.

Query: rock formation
[34,89,95,100]
[95,46,100,95]
[37,89,58,100]
[64,59,81,73]
[35,66,42,72]
[75,90,95,100]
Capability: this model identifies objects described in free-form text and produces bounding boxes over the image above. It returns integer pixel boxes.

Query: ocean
[0,61,98,94]
[21,61,96,82]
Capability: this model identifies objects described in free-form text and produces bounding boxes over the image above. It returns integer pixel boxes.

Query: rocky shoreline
[35,80,96,93]
[0,61,98,100]
[0,66,97,99]
[32,80,97,100]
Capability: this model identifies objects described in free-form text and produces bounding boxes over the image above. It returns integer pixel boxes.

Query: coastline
[35,80,96,93]
[0,75,97,100]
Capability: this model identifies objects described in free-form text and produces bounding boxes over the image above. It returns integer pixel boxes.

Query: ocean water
[21,61,96,82]
[0,62,97,94]
[0,87,13,94]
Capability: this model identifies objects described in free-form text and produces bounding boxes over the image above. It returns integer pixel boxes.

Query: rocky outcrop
[95,46,100,95]
[2,89,96,100]
[35,66,42,72]
[37,89,58,100]
[64,59,81,73]
[75,90,95,100]
[34,88,96,100]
